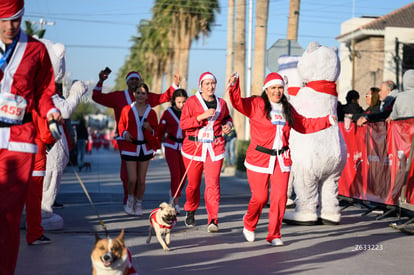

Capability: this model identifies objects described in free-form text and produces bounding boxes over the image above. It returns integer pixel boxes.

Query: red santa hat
[198,72,216,89]
[262,72,285,91]
[125,71,142,83]
[0,0,24,20]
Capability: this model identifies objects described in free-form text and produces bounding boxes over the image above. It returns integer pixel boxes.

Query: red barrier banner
[338,119,414,206]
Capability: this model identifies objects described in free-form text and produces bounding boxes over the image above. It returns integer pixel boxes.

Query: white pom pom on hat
[198,72,216,89]
[263,72,285,91]
[40,39,66,83]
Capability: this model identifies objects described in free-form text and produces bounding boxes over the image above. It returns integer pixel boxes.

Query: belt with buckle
[255,145,289,156]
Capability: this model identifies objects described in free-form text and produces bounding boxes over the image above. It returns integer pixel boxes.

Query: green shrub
[236,140,250,172]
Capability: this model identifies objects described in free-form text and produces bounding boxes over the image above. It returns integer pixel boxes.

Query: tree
[234,0,246,140]
[252,0,269,96]
[24,20,45,38]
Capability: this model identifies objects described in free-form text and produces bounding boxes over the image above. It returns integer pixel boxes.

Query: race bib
[0,93,27,124]
[198,127,214,143]
[270,110,286,125]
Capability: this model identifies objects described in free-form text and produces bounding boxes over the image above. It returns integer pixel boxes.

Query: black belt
[167,134,183,143]
[0,114,32,128]
[131,139,146,145]
[255,145,289,156]
[188,135,222,142]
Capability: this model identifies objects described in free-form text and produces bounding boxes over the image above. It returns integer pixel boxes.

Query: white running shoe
[243,227,255,242]
[124,198,135,215]
[267,238,284,246]
[134,201,143,216]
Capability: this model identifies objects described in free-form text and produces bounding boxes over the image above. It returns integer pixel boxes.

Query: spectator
[357,80,398,126]
[76,118,89,171]
[390,69,414,120]
[353,87,381,121]
[341,90,364,121]
[224,128,237,167]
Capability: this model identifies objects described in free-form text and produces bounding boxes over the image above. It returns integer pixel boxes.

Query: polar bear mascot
[283,41,347,225]
[40,39,88,230]
[277,54,303,207]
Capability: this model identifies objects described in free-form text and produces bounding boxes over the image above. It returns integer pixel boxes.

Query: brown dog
[146,202,177,251]
[91,230,134,275]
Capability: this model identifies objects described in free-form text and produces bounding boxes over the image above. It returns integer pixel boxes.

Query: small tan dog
[146,202,177,251]
[91,230,136,275]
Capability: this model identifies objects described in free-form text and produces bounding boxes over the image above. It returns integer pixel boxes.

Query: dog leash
[56,137,110,238]
[170,141,202,203]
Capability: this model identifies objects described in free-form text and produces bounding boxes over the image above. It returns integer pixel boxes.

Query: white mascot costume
[283,41,347,225]
[40,39,88,230]
[277,55,303,207]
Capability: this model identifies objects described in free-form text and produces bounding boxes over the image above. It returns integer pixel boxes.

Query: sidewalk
[16,149,414,275]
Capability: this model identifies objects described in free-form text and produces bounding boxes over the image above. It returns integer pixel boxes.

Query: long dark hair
[261,91,295,126]
[170,88,188,107]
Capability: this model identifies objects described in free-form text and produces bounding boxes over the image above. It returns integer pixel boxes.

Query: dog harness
[149,208,176,229]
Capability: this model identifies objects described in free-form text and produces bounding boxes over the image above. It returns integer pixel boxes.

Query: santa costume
[93,71,178,204]
[0,1,60,273]
[180,72,232,229]
[229,72,335,244]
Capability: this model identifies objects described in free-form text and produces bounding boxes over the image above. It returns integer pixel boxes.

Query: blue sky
[24,0,413,96]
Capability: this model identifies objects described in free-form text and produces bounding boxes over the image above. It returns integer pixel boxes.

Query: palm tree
[234,0,246,140]
[252,0,269,96]
[152,0,220,89]
[225,0,235,107]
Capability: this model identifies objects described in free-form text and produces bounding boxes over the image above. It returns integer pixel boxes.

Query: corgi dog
[91,230,137,275]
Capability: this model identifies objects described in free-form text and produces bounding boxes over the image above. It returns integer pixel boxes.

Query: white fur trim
[126,73,140,83]
[263,79,285,91]
[0,7,24,20]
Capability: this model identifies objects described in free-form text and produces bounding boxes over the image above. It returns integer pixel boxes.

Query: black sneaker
[52,201,64,208]
[29,235,52,245]
[185,211,196,227]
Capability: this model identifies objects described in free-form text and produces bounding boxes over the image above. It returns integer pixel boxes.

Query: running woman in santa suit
[228,72,337,246]
[158,88,188,214]
[118,83,161,216]
[93,70,181,206]
[180,72,233,233]
[0,0,62,273]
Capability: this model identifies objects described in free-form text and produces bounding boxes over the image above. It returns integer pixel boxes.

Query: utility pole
[287,0,300,41]
[30,18,55,30]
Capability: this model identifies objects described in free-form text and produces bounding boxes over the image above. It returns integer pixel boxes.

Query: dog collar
[150,208,176,229]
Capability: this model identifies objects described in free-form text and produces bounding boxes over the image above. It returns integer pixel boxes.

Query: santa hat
[40,39,66,83]
[262,72,285,91]
[198,72,216,89]
[125,71,141,83]
[0,0,24,20]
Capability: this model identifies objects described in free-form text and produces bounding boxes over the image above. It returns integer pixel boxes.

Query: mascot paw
[283,211,318,226]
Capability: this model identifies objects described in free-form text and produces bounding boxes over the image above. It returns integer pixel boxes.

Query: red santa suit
[229,74,334,243]
[93,77,177,203]
[180,91,232,225]
[0,1,59,271]
[26,111,55,244]
[118,103,160,157]
[159,107,186,201]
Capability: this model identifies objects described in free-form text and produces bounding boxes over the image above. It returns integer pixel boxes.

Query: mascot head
[297,41,340,83]
[40,39,66,84]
